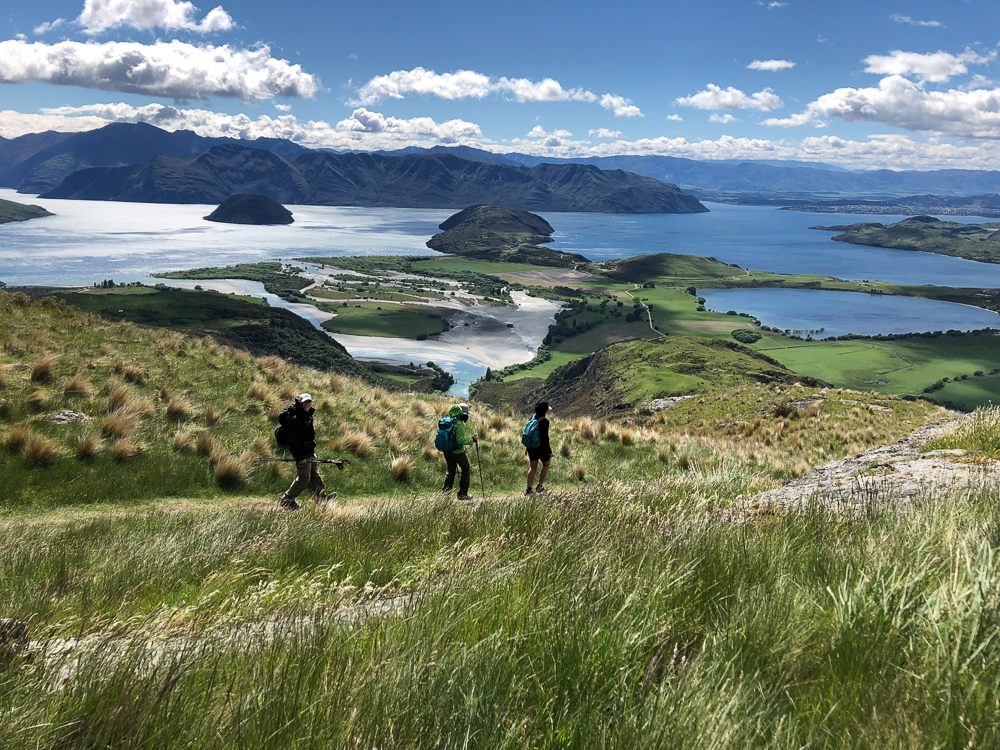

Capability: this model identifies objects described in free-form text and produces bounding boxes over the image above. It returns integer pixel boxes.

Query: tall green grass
[5,488,1000,748]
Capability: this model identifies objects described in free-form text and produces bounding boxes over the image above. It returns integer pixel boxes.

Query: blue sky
[1,0,998,169]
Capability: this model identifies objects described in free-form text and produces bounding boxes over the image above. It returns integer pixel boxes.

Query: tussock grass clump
[29,355,56,383]
[27,389,50,411]
[246,382,271,402]
[279,384,298,400]
[204,405,222,425]
[572,462,587,480]
[166,397,194,421]
[108,385,133,412]
[327,374,345,392]
[574,417,599,442]
[2,424,33,453]
[267,401,286,422]
[334,431,374,458]
[63,374,92,399]
[391,455,415,482]
[385,429,403,453]
[928,405,1000,456]
[22,432,63,466]
[101,408,140,439]
[122,365,146,385]
[195,432,216,457]
[111,438,140,462]
[410,399,431,417]
[560,441,573,458]
[619,428,635,447]
[112,358,126,374]
[657,446,671,463]
[214,453,250,488]
[395,418,423,442]
[75,432,101,460]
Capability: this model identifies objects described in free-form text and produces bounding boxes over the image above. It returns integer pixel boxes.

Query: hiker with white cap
[522,401,554,495]
[278,392,336,511]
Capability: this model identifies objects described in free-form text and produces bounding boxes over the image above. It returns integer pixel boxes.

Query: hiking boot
[456,494,473,502]
[279,498,301,511]
[535,484,546,494]
[314,491,337,504]
[524,487,533,496]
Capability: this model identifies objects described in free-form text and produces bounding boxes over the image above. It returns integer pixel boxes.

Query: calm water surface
[701,288,1000,339]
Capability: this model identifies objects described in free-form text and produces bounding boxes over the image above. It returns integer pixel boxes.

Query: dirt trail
[738,416,1000,514]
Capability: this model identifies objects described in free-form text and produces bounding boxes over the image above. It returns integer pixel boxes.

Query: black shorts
[527,448,550,463]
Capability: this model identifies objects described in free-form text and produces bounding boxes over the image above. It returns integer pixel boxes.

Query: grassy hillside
[15,290,1000,748]
[53,287,381,383]
[820,215,1000,264]
[0,196,52,224]
[477,337,828,417]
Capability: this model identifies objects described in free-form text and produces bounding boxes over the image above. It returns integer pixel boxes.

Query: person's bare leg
[537,460,551,486]
[526,459,538,489]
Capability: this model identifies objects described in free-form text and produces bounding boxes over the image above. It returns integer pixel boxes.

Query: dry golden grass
[166,397,194,421]
[560,441,573,458]
[27,389,50,412]
[113,359,126,374]
[333,431,374,458]
[214,453,249,488]
[123,365,146,385]
[620,428,635,447]
[195,432,216,457]
[172,429,195,453]
[573,463,587,480]
[657,447,671,463]
[101,408,141,439]
[409,399,431,417]
[111,438,140,462]
[63,374,92,399]
[395,418,423,443]
[267,401,285,422]
[75,433,101,460]
[327,374,345,393]
[422,445,438,462]
[279,384,298,400]
[391,455,415,482]
[23,432,63,467]
[2,424,33,453]
[205,405,221,425]
[385,429,403,453]
[250,437,270,458]
[246,382,271,402]
[30,355,56,383]
[363,418,382,438]
[108,385,133,412]
[573,417,599,442]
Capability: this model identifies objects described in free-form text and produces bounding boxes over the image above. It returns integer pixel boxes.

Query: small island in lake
[204,194,294,225]
[426,204,591,268]
[812,215,1000,265]
[0,197,53,225]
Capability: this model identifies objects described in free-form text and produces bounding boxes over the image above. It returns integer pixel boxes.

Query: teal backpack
[521,417,541,449]
[435,417,459,453]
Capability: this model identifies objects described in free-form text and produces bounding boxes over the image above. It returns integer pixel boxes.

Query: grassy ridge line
[823,216,1000,265]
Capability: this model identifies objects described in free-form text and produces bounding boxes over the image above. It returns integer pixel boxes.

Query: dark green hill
[427,205,589,267]
[475,337,827,417]
[54,288,382,384]
[204,194,294,225]
[597,252,743,281]
[0,197,52,224]
[813,216,1000,264]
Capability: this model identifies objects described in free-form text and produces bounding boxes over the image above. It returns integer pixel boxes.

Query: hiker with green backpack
[436,403,478,500]
[523,401,553,495]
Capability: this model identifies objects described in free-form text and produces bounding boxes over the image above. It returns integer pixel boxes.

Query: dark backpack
[521,417,542,449]
[434,417,459,453]
[273,404,295,447]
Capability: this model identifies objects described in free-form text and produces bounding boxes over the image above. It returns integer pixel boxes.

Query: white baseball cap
[299,393,313,402]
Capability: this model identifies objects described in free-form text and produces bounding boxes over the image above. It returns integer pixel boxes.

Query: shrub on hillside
[30,356,56,383]
[732,329,763,344]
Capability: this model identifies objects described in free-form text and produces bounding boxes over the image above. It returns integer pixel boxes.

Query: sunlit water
[3,191,1000,394]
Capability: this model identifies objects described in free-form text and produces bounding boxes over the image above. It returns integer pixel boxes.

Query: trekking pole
[475,441,486,500]
[257,458,350,469]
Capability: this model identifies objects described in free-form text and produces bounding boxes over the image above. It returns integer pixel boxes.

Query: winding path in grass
[625,285,667,338]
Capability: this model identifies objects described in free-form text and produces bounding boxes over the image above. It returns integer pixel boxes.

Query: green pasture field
[755,330,1000,405]
[410,257,549,276]
[320,303,449,339]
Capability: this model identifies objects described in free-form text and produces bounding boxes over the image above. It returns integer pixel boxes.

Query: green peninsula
[0,197,52,224]
[813,215,1000,265]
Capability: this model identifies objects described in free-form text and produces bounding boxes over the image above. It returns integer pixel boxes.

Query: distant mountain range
[6,123,1000,210]
[29,131,708,214]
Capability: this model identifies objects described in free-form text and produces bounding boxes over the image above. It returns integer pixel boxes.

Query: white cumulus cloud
[676,84,783,111]
[0,39,319,101]
[890,14,943,28]
[589,128,622,138]
[863,48,994,84]
[803,75,1000,139]
[708,113,738,123]
[33,19,66,35]
[78,0,234,35]
[666,114,683,122]
[762,111,824,128]
[352,67,642,116]
[747,59,796,71]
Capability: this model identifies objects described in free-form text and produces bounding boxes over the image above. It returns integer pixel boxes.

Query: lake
[701,288,1000,339]
[4,191,1000,393]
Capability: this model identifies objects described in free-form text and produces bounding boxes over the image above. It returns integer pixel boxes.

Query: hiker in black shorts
[278,393,336,511]
[524,401,553,495]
